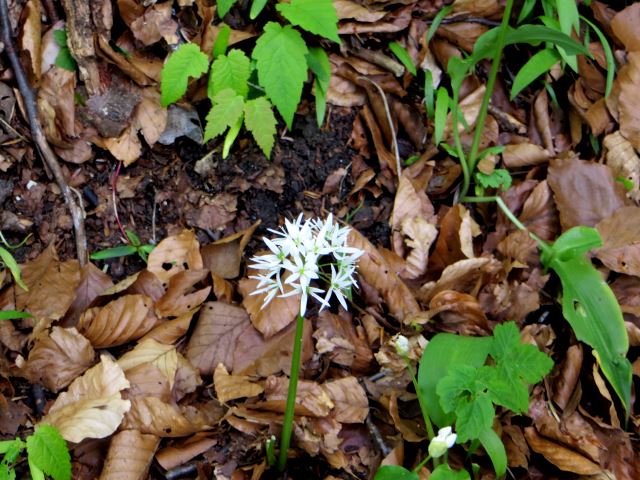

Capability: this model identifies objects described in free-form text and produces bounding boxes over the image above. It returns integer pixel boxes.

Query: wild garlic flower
[428,426,457,458]
[249,213,363,316]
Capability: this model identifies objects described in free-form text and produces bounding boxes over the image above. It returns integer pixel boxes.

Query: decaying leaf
[147,230,203,284]
[595,206,640,276]
[100,430,160,480]
[155,269,211,318]
[213,363,264,404]
[40,355,131,443]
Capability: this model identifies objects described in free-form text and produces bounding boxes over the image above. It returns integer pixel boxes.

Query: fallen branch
[0,0,87,265]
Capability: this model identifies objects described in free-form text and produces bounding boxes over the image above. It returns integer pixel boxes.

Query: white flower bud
[428,426,457,458]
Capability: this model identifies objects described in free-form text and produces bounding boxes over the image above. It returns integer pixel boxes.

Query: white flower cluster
[428,426,457,458]
[249,213,364,316]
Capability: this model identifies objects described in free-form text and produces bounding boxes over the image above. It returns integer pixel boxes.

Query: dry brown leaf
[147,230,203,284]
[333,0,386,22]
[62,262,113,328]
[238,276,299,338]
[213,363,264,404]
[186,302,250,375]
[503,425,530,469]
[429,205,468,273]
[348,229,419,323]
[99,429,159,480]
[611,3,640,52]
[40,355,131,443]
[502,143,551,168]
[595,206,640,276]
[140,310,194,344]
[603,131,640,201]
[232,320,314,376]
[155,269,211,318]
[323,377,368,423]
[524,427,603,475]
[200,221,259,279]
[547,157,627,230]
[125,362,172,402]
[429,290,490,335]
[129,2,178,46]
[452,0,501,17]
[99,124,142,166]
[155,433,216,471]
[122,396,213,437]
[14,244,81,332]
[262,376,334,417]
[615,52,640,150]
[17,327,95,392]
[385,392,425,442]
[133,87,167,145]
[38,66,77,143]
[118,338,176,375]
[78,294,158,348]
[18,0,42,81]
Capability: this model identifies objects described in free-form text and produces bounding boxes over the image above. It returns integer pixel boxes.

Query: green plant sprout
[160,0,338,158]
[0,245,27,291]
[0,425,71,480]
[90,229,155,263]
[248,214,363,472]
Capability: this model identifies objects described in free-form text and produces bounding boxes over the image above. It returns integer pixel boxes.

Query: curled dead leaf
[99,430,159,480]
[213,363,264,404]
[147,230,203,284]
[155,269,211,318]
[239,276,299,338]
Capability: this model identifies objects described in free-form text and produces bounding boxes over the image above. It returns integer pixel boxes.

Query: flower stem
[277,313,305,472]
[404,359,439,466]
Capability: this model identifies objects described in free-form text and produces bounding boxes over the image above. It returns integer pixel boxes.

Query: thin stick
[0,0,87,265]
[110,161,128,241]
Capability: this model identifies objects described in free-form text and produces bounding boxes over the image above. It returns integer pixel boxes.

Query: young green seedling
[90,229,154,264]
[249,214,363,472]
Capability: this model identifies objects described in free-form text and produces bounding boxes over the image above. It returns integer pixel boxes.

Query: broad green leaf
[125,229,141,246]
[0,464,15,480]
[0,439,23,456]
[253,23,308,129]
[90,245,138,260]
[276,0,340,43]
[389,42,416,76]
[306,47,331,126]
[511,48,561,99]
[516,0,537,24]
[374,465,419,480]
[208,49,251,99]
[212,24,231,58]
[216,0,237,18]
[539,227,632,413]
[53,30,76,72]
[244,97,277,157]
[26,425,71,480]
[160,43,209,107]
[478,428,507,478]
[475,169,512,191]
[430,464,470,480]
[433,87,449,146]
[419,334,492,427]
[556,0,580,37]
[539,15,578,73]
[204,89,245,142]
[0,310,32,321]
[250,0,269,19]
[581,16,615,98]
[0,247,27,291]
[28,460,45,480]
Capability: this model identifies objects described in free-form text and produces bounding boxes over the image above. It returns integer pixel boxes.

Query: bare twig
[110,160,128,241]
[0,0,87,265]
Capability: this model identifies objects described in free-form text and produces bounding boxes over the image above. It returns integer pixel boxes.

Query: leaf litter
[0,0,639,479]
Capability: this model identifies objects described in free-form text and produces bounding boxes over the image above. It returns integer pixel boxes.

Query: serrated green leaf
[208,49,251,99]
[389,42,416,76]
[539,228,631,413]
[374,465,419,480]
[244,97,277,157]
[454,393,494,442]
[419,334,492,427]
[474,169,512,191]
[216,0,237,18]
[276,0,340,43]
[204,88,245,142]
[28,459,45,480]
[26,425,71,480]
[253,23,308,129]
[0,439,23,457]
[511,48,560,99]
[430,464,470,480]
[160,43,209,107]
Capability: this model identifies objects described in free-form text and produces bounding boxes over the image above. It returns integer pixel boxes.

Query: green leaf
[0,247,27,291]
[581,16,615,98]
[0,439,24,457]
[204,88,245,142]
[389,42,416,76]
[53,29,76,72]
[244,97,277,157]
[511,48,561,99]
[28,459,45,480]
[253,23,308,129]
[306,47,331,126]
[424,70,435,119]
[539,227,632,413]
[437,365,495,442]
[212,24,231,58]
[0,464,15,480]
[160,43,209,107]
[516,0,537,24]
[276,0,340,43]
[374,465,419,480]
[434,87,449,146]
[419,333,492,427]
[125,229,141,246]
[0,310,32,321]
[474,169,512,191]
[557,0,580,37]
[250,0,269,19]
[216,0,237,18]
[90,245,138,260]
[478,428,507,478]
[426,5,453,43]
[430,464,471,480]
[26,425,71,480]
[208,49,251,99]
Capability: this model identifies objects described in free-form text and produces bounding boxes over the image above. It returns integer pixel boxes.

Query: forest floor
[0,0,639,479]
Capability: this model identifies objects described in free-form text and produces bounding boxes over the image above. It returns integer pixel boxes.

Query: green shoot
[90,230,154,263]
[389,42,417,76]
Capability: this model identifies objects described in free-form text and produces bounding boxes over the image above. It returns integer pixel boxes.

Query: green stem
[459,0,515,199]
[461,195,526,231]
[404,359,439,465]
[412,454,432,474]
[277,313,305,472]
